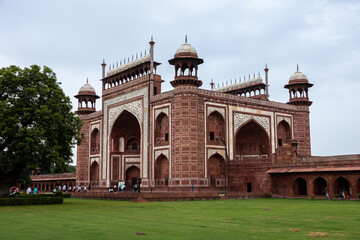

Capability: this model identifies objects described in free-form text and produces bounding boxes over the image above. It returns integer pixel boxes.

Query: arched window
[207,111,225,146]
[277,120,291,147]
[155,113,169,146]
[90,128,100,154]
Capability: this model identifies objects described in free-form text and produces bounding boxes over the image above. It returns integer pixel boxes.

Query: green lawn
[0,198,359,240]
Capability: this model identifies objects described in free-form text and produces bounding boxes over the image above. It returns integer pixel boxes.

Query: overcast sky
[1,0,359,164]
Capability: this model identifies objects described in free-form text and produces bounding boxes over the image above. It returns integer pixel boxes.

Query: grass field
[0,198,359,240]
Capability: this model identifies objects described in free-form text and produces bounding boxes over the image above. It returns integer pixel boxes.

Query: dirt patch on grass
[135,232,146,235]
[288,228,301,232]
[307,232,328,238]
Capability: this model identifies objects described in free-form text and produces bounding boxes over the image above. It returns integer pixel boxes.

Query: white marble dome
[78,82,96,94]
[175,42,197,55]
[289,71,308,81]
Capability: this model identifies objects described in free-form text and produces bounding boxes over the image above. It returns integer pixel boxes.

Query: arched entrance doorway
[334,177,350,196]
[110,110,141,154]
[313,177,327,195]
[294,177,307,195]
[126,166,140,189]
[208,154,225,187]
[154,155,169,186]
[235,120,269,160]
[90,161,99,187]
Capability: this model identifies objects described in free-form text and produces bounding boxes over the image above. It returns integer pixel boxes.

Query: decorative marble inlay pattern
[207,106,225,119]
[208,149,226,160]
[234,113,270,136]
[277,116,291,127]
[90,157,99,164]
[155,108,169,119]
[91,123,100,132]
[108,100,142,131]
[125,157,140,163]
[126,164,140,171]
[155,149,169,160]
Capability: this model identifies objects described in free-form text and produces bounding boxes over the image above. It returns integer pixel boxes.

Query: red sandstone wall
[293,110,311,156]
[76,117,90,185]
[170,89,206,187]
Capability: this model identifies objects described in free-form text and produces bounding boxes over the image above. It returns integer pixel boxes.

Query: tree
[0,65,82,195]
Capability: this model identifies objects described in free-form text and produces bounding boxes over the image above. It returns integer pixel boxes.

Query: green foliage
[0,65,83,192]
[0,197,63,206]
[53,190,63,197]
[310,194,315,200]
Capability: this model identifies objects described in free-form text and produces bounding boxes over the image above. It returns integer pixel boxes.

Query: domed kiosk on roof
[168,36,204,88]
[74,80,100,114]
[284,66,313,106]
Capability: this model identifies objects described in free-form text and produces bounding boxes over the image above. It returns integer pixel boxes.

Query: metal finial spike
[297,64,299,71]
[112,63,114,68]
[151,35,153,41]
[140,51,142,57]
[258,71,260,77]
[128,57,130,62]
[132,55,134,61]
[253,73,255,78]
[103,59,105,64]
[185,35,187,43]
[218,83,219,87]
[211,78,213,83]
[248,74,250,79]
[230,79,232,84]
[116,61,118,67]
[120,60,122,65]
[86,77,88,84]
[235,78,237,83]
[145,49,147,55]
[136,53,138,59]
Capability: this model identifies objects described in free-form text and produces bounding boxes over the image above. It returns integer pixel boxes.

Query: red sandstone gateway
[68,37,360,199]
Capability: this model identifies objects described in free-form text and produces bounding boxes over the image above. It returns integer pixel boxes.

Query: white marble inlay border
[277,116,291,127]
[207,106,225,119]
[154,108,169,119]
[234,113,270,136]
[207,149,226,160]
[154,149,169,160]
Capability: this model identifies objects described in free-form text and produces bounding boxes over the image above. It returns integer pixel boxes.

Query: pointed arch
[90,161,99,187]
[207,111,225,145]
[294,177,307,195]
[277,120,291,147]
[126,166,140,188]
[207,153,225,187]
[154,154,169,186]
[155,112,169,146]
[90,128,100,154]
[110,110,141,154]
[334,177,350,196]
[313,177,327,195]
[234,120,269,160]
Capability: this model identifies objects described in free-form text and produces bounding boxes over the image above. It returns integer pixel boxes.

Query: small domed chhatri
[173,35,199,58]
[289,65,308,83]
[78,82,97,95]
[74,79,100,114]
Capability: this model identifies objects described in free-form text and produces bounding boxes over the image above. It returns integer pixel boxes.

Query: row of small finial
[108,49,149,71]
[212,72,262,88]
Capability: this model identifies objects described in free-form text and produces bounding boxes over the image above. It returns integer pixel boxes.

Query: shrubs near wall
[0,197,63,206]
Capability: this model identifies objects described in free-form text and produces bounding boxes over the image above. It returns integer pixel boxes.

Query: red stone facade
[73,39,360,199]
